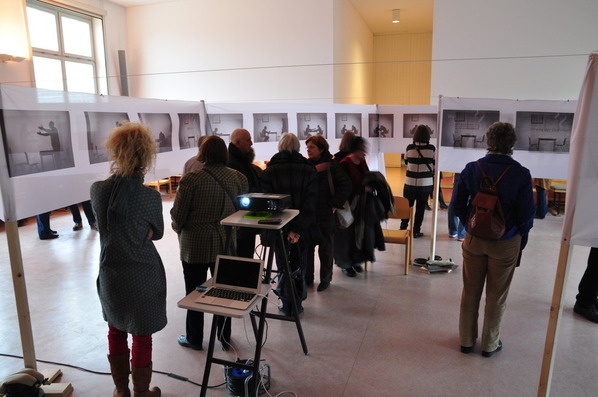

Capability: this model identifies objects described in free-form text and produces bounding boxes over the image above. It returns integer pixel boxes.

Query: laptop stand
[195,209,307,397]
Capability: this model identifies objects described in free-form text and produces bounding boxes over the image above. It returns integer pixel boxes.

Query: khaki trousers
[459,233,521,352]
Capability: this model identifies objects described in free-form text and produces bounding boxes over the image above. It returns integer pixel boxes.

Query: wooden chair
[381,196,414,275]
[145,178,171,195]
[169,174,182,195]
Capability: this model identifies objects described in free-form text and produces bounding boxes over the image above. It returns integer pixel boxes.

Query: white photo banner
[438,96,577,179]
[562,54,598,248]
[0,85,205,221]
[205,102,377,163]
[0,85,430,221]
[0,85,578,222]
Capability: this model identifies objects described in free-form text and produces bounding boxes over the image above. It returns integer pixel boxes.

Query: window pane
[26,7,59,51]
[65,61,95,93]
[32,56,64,91]
[61,16,92,57]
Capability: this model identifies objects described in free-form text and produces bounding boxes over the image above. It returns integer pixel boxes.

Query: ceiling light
[392,9,400,23]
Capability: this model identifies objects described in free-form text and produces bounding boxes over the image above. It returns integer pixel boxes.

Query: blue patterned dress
[91,175,167,335]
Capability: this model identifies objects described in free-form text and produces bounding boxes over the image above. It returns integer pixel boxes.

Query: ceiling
[107,0,433,35]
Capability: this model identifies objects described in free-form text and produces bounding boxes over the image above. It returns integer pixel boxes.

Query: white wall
[125,0,336,103]
[431,0,598,102]
[333,0,373,104]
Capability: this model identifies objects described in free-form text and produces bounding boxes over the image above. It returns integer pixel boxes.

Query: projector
[237,193,291,212]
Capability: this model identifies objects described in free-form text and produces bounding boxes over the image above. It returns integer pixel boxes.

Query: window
[26,0,107,95]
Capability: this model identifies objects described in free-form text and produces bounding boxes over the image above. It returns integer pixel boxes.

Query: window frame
[26,0,108,95]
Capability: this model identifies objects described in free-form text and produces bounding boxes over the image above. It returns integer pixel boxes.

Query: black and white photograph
[368,113,393,138]
[403,113,438,139]
[86,111,130,164]
[206,113,243,145]
[178,113,201,150]
[138,113,173,153]
[296,113,327,140]
[441,109,500,148]
[2,109,74,177]
[334,113,361,139]
[515,111,573,152]
[253,113,288,143]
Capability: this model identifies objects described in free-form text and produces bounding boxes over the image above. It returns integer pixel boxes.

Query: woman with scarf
[260,133,318,315]
[91,121,165,397]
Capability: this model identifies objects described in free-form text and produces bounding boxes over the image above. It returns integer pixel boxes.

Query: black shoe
[352,264,364,273]
[425,204,432,211]
[460,345,474,354]
[50,229,58,235]
[482,340,503,357]
[342,267,357,277]
[73,223,83,231]
[317,281,330,292]
[178,335,202,350]
[40,234,59,240]
[413,232,424,238]
[574,304,598,323]
[279,306,291,316]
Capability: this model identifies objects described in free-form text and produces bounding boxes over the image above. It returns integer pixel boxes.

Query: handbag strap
[415,147,433,173]
[202,167,238,210]
[327,168,335,197]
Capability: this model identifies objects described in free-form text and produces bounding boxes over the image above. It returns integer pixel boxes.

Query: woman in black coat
[260,133,318,315]
[305,135,351,291]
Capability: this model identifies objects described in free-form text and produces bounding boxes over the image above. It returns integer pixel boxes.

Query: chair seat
[383,229,409,244]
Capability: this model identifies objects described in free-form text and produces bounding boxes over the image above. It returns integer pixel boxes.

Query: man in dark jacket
[228,128,262,258]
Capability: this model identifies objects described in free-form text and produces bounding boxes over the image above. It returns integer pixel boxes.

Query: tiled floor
[0,199,596,397]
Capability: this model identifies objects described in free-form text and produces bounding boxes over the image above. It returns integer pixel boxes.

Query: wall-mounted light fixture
[0,1,30,63]
[0,54,25,63]
[392,9,400,23]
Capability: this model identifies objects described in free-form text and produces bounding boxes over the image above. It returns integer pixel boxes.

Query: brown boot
[107,354,131,397]
[131,363,160,397]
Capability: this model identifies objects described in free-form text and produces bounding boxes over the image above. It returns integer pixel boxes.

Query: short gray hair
[278,133,300,152]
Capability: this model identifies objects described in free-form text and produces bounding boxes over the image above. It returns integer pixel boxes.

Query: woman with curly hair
[91,121,165,397]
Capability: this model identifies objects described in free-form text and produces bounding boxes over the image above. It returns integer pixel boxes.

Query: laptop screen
[214,255,263,289]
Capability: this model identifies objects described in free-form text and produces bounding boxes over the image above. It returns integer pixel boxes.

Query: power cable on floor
[0,352,225,389]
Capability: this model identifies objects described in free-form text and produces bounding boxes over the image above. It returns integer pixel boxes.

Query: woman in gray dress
[91,121,165,397]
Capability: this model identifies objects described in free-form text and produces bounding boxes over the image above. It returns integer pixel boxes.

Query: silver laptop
[196,255,264,310]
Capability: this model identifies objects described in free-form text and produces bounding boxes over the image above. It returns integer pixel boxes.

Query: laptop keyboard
[205,287,255,302]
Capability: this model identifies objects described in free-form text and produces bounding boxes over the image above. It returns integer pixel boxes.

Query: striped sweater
[404,142,436,188]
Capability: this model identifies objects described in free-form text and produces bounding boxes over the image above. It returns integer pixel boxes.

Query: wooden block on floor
[40,382,73,397]
[42,368,62,383]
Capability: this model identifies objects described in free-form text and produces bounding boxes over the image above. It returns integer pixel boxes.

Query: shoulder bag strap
[415,147,433,173]
[327,167,335,197]
[202,167,238,210]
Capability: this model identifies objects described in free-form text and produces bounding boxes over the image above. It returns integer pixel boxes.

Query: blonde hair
[106,121,157,177]
[278,133,300,152]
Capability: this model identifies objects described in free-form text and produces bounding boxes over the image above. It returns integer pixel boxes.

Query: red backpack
[467,161,512,240]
